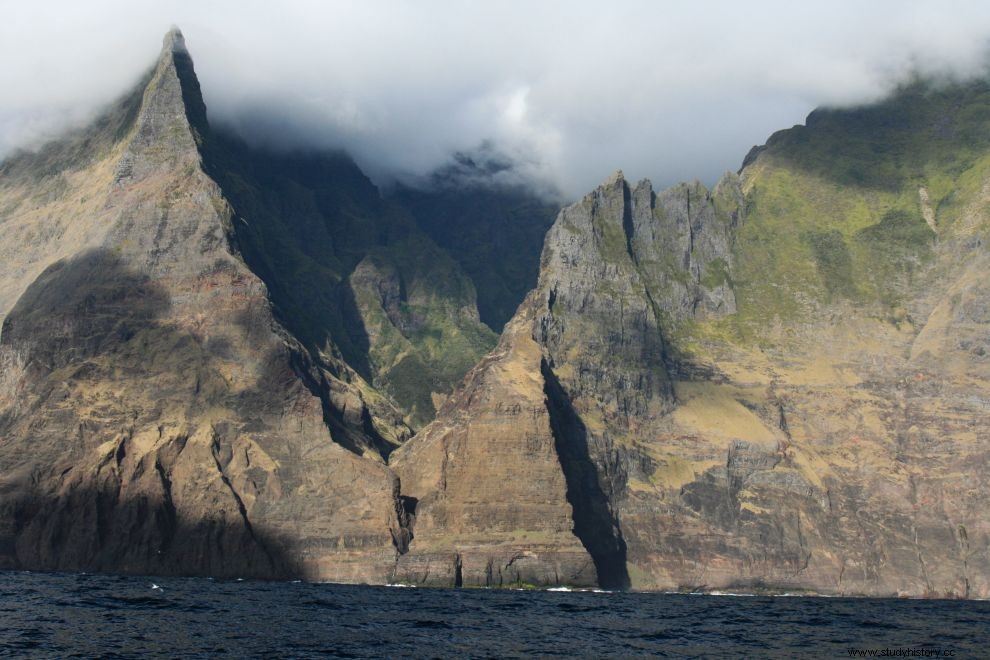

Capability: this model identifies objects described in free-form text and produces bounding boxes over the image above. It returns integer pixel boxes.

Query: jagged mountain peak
[162,25,188,55]
[600,168,626,189]
[0,24,422,582]
[7,24,990,597]
[150,25,208,133]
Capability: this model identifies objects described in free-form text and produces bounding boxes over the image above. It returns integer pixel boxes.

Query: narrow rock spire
[162,25,188,55]
[603,169,625,186]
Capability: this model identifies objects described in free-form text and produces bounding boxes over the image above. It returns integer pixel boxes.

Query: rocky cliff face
[395,79,990,596]
[390,301,599,587]
[4,29,990,597]
[393,171,747,589]
[198,135,497,431]
[0,29,417,581]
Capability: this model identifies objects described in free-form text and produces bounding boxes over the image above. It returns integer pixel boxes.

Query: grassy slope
[610,78,990,591]
[690,77,990,348]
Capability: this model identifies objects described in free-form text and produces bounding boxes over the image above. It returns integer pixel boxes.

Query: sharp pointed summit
[162,25,188,54]
[149,25,207,135]
[111,26,208,187]
[0,26,424,583]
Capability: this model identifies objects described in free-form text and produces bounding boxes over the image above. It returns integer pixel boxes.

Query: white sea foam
[708,591,757,597]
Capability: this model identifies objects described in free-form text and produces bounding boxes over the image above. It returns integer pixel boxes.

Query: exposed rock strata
[390,303,598,587]
[397,160,990,597]
[3,30,990,598]
[0,28,408,581]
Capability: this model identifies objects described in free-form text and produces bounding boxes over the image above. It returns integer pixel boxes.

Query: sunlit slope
[728,78,990,335]
[395,78,990,596]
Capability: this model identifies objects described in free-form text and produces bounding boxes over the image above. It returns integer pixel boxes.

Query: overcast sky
[3,1,990,197]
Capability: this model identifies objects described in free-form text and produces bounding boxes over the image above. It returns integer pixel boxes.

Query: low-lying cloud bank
[3,1,990,197]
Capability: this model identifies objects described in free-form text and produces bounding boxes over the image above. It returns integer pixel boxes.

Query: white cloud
[2,0,989,197]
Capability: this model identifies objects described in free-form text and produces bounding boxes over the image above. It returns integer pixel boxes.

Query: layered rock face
[0,29,412,581]
[395,172,746,589]
[390,303,598,587]
[4,28,990,598]
[398,77,990,595]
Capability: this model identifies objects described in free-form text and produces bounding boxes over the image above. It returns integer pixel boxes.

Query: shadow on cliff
[0,484,305,580]
[393,179,558,332]
[196,129,379,383]
[173,42,378,389]
[0,249,324,580]
[1,249,172,371]
[541,359,630,590]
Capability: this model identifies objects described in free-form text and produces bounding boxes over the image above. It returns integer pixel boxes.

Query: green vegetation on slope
[198,134,496,429]
[392,152,559,331]
[743,78,990,193]
[722,77,988,341]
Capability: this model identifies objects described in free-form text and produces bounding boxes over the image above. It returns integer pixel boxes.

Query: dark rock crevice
[454,554,463,587]
[620,179,637,266]
[541,359,630,590]
[208,431,279,575]
[286,349,398,459]
[151,457,178,554]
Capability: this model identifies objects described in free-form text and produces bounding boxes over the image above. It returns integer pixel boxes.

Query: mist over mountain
[3,1,990,197]
[4,15,990,598]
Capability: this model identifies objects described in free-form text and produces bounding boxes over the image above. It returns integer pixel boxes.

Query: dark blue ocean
[1,571,987,658]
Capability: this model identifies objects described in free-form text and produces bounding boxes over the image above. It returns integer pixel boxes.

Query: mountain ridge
[0,27,413,581]
[390,74,990,595]
[2,28,990,596]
